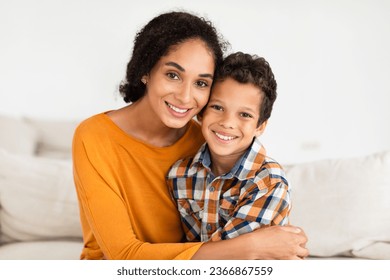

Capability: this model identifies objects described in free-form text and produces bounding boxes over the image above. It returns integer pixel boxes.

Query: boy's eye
[167,72,179,80]
[210,104,223,111]
[240,112,253,118]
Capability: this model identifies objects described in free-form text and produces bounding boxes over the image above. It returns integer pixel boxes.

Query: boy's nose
[219,113,235,129]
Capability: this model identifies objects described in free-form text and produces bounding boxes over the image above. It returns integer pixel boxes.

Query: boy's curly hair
[214,52,277,126]
[119,11,228,103]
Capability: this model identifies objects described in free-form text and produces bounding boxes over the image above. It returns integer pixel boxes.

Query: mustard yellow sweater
[72,113,204,259]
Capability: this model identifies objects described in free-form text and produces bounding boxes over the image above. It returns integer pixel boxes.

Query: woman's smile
[165,101,192,115]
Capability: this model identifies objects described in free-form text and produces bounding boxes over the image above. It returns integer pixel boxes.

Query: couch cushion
[0,240,83,260]
[23,117,79,159]
[0,149,82,243]
[0,114,38,156]
[285,150,390,259]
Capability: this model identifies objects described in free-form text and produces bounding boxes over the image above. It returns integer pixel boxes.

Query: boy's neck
[209,153,241,177]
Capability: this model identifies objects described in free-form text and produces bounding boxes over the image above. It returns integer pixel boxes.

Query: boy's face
[201,77,266,161]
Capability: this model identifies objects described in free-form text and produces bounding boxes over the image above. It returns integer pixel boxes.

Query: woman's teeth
[167,102,189,113]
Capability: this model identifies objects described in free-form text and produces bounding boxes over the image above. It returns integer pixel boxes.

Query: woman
[72,11,309,260]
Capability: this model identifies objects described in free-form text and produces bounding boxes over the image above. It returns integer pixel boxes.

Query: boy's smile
[213,131,238,142]
[201,77,267,174]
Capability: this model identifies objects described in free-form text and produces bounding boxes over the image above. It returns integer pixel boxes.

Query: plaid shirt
[167,137,291,242]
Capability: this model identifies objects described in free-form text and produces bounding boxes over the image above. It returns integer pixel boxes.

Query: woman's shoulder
[74,112,113,139]
[182,119,204,143]
[186,118,202,135]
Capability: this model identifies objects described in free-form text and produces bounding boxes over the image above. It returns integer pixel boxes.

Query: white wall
[1,0,389,164]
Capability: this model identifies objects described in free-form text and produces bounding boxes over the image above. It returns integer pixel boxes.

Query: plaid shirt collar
[188,137,266,180]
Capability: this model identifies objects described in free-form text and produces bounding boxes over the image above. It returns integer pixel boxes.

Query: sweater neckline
[99,112,198,151]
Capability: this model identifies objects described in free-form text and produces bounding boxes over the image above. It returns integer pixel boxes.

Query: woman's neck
[107,101,187,147]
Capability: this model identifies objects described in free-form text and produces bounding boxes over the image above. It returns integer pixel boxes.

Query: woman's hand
[192,225,309,260]
[248,225,309,260]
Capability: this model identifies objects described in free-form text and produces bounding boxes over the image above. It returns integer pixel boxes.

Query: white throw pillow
[23,117,79,159]
[351,242,390,259]
[0,149,82,243]
[0,115,38,155]
[285,150,390,259]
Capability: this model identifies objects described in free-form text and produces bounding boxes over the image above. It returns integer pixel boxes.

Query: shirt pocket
[177,199,204,220]
[219,195,239,223]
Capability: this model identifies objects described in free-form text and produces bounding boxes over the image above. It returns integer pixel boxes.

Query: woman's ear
[141,74,149,84]
[255,120,267,137]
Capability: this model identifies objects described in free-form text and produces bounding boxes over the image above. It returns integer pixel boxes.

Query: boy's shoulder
[261,156,285,172]
[251,156,288,187]
[242,138,286,180]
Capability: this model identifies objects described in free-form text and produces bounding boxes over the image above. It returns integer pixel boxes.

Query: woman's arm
[192,225,309,260]
[73,125,202,260]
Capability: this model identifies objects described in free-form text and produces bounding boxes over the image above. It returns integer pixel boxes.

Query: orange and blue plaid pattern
[167,137,291,242]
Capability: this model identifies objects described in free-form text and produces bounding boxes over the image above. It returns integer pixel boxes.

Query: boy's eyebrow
[165,61,213,79]
[210,98,257,112]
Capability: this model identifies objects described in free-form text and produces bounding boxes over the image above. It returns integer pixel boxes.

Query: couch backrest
[0,114,79,159]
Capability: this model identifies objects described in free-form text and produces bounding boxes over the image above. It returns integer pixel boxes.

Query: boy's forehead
[210,79,263,107]
[211,78,263,98]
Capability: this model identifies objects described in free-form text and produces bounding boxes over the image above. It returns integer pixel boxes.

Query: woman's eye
[240,112,253,118]
[195,80,208,88]
[167,72,179,80]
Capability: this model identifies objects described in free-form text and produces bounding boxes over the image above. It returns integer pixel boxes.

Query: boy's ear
[196,109,204,123]
[255,120,267,137]
[196,113,203,123]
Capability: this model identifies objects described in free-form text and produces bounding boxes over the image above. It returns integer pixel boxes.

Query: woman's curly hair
[214,52,278,126]
[119,11,228,103]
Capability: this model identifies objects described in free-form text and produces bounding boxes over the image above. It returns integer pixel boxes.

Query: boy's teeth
[215,132,235,141]
[167,103,188,113]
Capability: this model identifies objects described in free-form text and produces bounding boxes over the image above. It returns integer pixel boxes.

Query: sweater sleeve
[72,124,203,260]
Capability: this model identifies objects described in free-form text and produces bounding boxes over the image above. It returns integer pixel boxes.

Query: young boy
[167,52,290,242]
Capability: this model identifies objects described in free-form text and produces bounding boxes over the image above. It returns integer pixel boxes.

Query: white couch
[0,115,83,259]
[286,150,390,259]
[1,114,389,260]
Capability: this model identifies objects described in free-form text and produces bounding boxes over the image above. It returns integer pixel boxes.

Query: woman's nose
[174,83,192,103]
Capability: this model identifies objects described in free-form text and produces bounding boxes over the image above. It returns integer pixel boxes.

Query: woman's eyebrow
[165,62,185,72]
[199,73,213,79]
[165,61,213,79]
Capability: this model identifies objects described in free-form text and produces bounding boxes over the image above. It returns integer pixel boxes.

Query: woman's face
[143,38,215,129]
